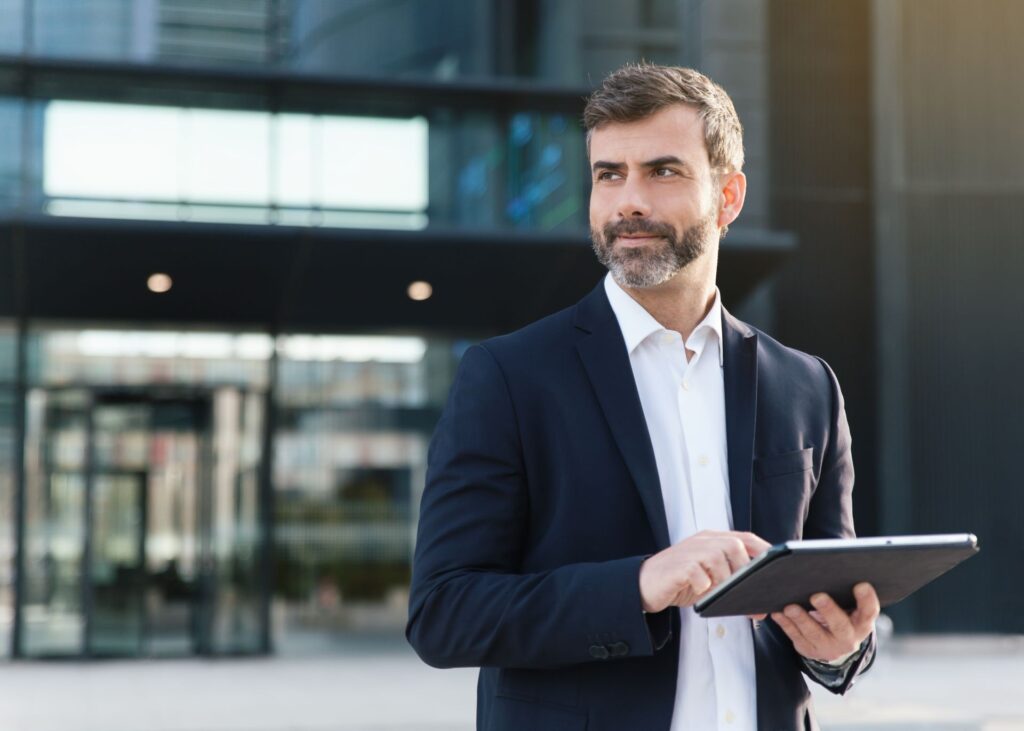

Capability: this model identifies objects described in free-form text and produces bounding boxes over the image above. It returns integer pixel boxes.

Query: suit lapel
[722,307,758,533]
[574,285,671,551]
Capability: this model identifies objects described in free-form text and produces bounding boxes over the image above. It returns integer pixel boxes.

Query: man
[407,63,877,731]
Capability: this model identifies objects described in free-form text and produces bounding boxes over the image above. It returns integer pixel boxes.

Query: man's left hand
[770,582,879,663]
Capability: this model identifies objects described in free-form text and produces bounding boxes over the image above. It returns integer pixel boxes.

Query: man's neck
[618,265,717,344]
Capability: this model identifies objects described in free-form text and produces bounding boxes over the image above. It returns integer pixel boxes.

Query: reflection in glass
[19,328,271,657]
[428,109,586,232]
[0,99,24,208]
[90,470,145,655]
[272,335,464,651]
[21,390,88,656]
[32,0,135,61]
[43,101,429,230]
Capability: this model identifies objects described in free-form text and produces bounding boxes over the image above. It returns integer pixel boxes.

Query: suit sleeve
[798,357,876,693]
[406,344,668,669]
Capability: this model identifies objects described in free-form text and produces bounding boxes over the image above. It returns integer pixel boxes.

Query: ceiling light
[147,273,173,293]
[407,280,432,301]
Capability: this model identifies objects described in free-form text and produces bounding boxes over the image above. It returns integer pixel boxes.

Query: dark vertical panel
[768,0,879,536]
[904,196,1024,632]
[878,0,1024,632]
[258,341,278,654]
[10,224,27,657]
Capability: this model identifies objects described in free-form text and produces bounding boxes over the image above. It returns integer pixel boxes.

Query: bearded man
[407,63,877,731]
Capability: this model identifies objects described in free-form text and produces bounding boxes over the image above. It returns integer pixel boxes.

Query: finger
[850,583,881,631]
[738,532,772,557]
[747,613,767,621]
[808,609,828,627]
[684,563,713,597]
[783,603,833,648]
[700,552,732,585]
[721,537,750,573]
[771,611,814,657]
[809,594,855,644]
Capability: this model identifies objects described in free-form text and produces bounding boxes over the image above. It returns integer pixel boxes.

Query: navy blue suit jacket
[407,283,875,731]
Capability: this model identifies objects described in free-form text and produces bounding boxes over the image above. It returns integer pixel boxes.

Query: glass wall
[42,102,429,230]
[0,98,24,210]
[0,94,586,233]
[18,327,269,656]
[7,325,474,656]
[4,0,683,84]
[271,334,465,651]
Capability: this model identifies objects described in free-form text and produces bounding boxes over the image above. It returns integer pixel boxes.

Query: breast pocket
[752,447,815,543]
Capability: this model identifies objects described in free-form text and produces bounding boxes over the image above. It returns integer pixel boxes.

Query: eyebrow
[591,155,693,173]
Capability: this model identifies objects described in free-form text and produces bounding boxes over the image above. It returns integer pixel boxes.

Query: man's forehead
[588,104,708,165]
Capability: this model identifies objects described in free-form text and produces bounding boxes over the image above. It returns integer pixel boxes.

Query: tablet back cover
[696,540,978,618]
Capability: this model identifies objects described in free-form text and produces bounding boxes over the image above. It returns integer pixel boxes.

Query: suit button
[589,644,610,660]
[609,641,630,657]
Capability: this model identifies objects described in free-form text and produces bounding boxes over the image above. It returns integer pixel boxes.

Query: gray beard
[591,213,716,289]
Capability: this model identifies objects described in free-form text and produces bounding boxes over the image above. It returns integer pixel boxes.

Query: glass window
[16,0,673,86]
[0,98,23,209]
[0,0,24,54]
[272,334,467,650]
[19,326,271,657]
[287,0,493,78]
[28,329,272,390]
[31,0,138,61]
[36,97,586,232]
[42,100,430,230]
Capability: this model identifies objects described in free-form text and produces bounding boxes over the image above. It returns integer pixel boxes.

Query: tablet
[694,533,979,618]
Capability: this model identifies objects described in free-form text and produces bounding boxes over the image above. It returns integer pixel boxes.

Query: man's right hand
[638,530,772,613]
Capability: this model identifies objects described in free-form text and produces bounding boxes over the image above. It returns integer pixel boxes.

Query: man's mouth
[615,234,662,246]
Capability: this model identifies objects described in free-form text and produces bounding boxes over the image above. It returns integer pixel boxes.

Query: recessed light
[407,280,432,301]
[147,273,173,293]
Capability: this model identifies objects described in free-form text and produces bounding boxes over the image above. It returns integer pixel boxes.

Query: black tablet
[694,533,979,618]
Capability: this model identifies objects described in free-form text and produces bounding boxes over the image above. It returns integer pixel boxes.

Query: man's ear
[717,170,747,229]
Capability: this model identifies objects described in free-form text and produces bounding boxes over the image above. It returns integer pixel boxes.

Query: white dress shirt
[604,274,756,731]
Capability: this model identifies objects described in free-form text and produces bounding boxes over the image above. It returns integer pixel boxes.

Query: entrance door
[18,386,265,658]
[87,395,210,657]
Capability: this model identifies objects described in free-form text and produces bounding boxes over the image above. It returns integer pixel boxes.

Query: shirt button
[698,454,709,467]
[725,710,735,724]
[716,624,726,639]
[681,379,690,391]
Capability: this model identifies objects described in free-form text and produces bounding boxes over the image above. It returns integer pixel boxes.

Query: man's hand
[771,582,879,663]
[638,530,772,613]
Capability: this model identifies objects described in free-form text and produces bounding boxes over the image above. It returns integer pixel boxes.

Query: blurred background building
[0,0,1019,660]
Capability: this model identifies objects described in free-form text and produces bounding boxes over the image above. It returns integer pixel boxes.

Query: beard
[591,210,717,289]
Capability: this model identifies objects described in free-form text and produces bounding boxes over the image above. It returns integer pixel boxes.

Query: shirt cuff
[822,647,858,667]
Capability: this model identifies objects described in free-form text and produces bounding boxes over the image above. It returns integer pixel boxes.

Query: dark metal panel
[2,217,792,336]
[769,0,879,544]
[904,193,1024,633]
[873,0,1024,634]
[0,55,594,116]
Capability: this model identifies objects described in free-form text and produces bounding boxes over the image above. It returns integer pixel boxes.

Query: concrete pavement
[0,633,1021,731]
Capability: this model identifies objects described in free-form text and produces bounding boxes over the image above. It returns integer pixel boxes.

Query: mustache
[602,219,676,242]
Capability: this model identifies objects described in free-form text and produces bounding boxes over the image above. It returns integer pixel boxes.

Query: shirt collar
[603,273,725,367]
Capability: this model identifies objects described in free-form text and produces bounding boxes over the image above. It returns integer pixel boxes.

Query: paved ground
[0,633,1022,731]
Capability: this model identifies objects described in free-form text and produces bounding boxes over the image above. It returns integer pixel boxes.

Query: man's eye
[654,167,677,177]
[596,171,621,181]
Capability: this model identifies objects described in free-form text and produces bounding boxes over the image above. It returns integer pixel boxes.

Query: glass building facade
[0,0,795,657]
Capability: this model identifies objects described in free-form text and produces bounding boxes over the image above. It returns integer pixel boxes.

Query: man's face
[588,104,720,289]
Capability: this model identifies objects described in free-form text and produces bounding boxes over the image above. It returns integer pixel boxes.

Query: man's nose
[615,177,652,218]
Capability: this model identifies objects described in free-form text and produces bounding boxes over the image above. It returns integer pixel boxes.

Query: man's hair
[583,62,745,176]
